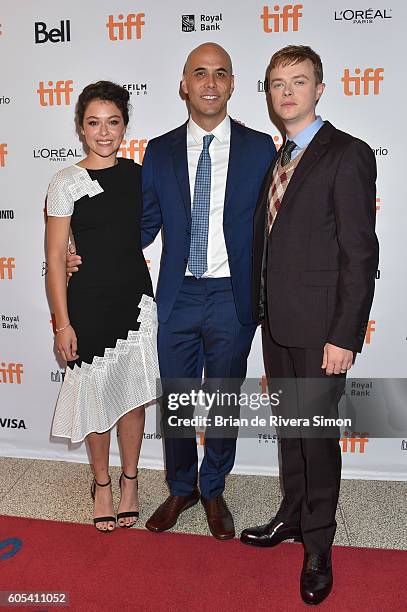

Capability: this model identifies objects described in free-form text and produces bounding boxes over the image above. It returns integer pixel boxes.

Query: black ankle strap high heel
[117,470,139,527]
[91,476,116,532]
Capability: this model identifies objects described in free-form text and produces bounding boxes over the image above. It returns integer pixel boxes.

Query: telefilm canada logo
[123,82,148,96]
[182,13,223,32]
[34,19,71,43]
[33,146,82,162]
[334,8,392,24]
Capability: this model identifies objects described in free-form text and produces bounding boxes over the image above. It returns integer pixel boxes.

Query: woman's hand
[56,325,79,362]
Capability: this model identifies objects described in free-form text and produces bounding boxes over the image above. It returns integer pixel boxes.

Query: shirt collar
[188,115,231,145]
[289,116,324,150]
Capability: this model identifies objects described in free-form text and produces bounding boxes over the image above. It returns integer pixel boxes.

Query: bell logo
[340,431,369,453]
[261,4,303,32]
[0,362,24,384]
[106,13,145,41]
[341,68,384,96]
[36,80,73,106]
[118,139,148,164]
[0,143,7,167]
[0,257,15,280]
[365,320,376,344]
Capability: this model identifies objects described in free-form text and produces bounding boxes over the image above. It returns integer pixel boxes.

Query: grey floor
[0,457,406,550]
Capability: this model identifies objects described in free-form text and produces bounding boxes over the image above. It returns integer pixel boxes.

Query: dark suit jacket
[141,119,276,324]
[252,121,379,353]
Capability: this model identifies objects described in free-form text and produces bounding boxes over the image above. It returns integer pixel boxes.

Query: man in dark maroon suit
[241,46,379,606]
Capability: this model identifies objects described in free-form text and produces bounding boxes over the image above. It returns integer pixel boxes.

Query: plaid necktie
[281,139,297,166]
[188,134,214,278]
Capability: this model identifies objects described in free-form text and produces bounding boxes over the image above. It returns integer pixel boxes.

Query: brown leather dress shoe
[201,495,235,540]
[145,489,200,532]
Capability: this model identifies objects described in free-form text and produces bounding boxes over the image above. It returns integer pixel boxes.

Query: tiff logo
[106,13,145,40]
[0,362,23,384]
[340,431,369,453]
[0,143,7,167]
[118,139,148,164]
[0,257,15,280]
[34,20,71,43]
[261,4,303,32]
[36,80,73,106]
[341,68,384,96]
[364,320,376,344]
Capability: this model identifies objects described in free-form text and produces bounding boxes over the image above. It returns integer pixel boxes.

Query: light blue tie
[188,134,214,278]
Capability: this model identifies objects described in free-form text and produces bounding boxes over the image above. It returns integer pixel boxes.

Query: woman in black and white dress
[46,81,159,532]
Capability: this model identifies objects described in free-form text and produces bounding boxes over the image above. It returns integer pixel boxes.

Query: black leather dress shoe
[300,550,333,605]
[240,517,302,547]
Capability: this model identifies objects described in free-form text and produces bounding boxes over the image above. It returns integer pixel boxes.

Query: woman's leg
[117,406,145,526]
[87,431,115,531]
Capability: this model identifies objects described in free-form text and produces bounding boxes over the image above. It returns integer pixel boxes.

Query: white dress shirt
[185,115,231,278]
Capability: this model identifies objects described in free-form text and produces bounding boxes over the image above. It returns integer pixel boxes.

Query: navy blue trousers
[158,277,256,498]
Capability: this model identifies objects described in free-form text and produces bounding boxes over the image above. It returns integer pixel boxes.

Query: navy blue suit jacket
[141,118,276,324]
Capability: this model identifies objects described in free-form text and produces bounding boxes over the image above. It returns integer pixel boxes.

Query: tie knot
[281,139,297,166]
[203,134,214,150]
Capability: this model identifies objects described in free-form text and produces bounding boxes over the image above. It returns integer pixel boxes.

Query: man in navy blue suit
[67,43,276,538]
[142,43,276,539]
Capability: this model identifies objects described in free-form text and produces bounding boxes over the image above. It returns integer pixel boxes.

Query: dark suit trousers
[158,277,256,499]
[262,317,345,553]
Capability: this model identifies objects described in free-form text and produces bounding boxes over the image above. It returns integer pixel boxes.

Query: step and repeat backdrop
[1,1,406,480]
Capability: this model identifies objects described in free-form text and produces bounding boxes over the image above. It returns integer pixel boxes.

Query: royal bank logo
[1,315,19,330]
[334,8,392,24]
[51,370,65,383]
[122,82,148,96]
[257,78,269,92]
[34,19,71,43]
[0,210,14,220]
[42,261,48,276]
[0,95,10,105]
[182,15,195,32]
[182,13,223,32]
[33,146,82,162]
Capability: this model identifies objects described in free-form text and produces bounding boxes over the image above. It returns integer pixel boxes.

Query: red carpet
[0,515,406,611]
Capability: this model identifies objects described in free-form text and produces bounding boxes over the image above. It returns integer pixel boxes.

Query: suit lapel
[224,120,245,214]
[170,121,191,223]
[275,122,335,223]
